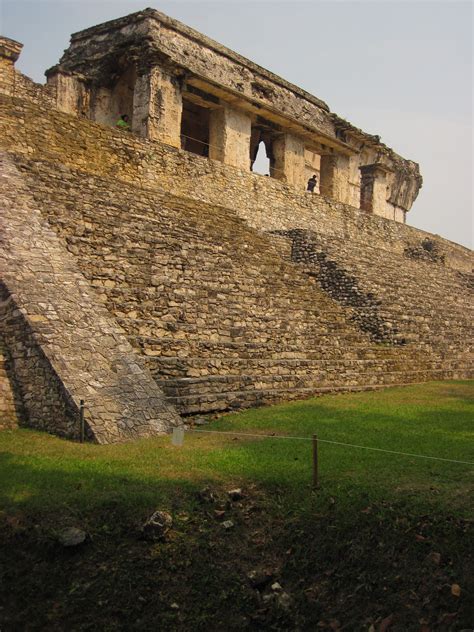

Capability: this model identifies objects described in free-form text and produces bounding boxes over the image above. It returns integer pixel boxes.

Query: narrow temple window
[359,171,373,212]
[180,98,210,157]
[251,140,271,175]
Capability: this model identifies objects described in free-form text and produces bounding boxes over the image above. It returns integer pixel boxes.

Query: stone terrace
[9,154,472,414]
[0,88,472,432]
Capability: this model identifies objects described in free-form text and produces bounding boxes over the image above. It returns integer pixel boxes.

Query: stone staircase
[9,155,472,415]
[0,153,181,441]
[271,229,473,359]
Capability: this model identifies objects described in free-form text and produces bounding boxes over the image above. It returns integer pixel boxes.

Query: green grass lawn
[1,380,473,631]
[1,380,473,517]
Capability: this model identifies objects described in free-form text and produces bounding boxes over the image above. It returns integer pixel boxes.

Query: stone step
[165,370,474,414]
[146,356,472,376]
[157,366,473,397]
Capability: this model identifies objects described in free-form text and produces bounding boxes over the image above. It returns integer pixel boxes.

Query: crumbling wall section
[0,37,55,106]
[275,229,405,345]
[270,229,473,363]
[12,71,56,107]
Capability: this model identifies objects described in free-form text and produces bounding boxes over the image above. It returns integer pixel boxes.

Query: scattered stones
[277,591,292,610]
[193,416,208,426]
[247,570,273,590]
[197,486,218,504]
[58,527,87,547]
[427,551,441,565]
[213,509,226,520]
[227,488,243,501]
[222,520,234,530]
[142,510,173,541]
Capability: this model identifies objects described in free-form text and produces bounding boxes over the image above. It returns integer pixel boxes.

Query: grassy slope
[2,381,472,514]
[0,381,473,631]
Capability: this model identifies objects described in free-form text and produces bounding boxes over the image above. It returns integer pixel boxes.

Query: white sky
[1,0,472,248]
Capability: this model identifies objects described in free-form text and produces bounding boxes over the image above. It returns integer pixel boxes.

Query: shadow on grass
[1,445,473,632]
[0,451,207,517]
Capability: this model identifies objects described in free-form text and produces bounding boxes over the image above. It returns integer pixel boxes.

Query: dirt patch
[0,487,472,631]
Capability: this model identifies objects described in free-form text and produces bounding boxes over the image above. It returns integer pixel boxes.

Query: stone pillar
[359,164,389,214]
[319,154,351,203]
[209,105,251,169]
[272,133,305,188]
[133,67,182,147]
[0,36,22,96]
[46,72,84,115]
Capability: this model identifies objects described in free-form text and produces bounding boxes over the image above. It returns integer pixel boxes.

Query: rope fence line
[186,428,474,466]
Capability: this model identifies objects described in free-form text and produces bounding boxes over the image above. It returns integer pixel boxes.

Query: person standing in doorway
[307,174,318,193]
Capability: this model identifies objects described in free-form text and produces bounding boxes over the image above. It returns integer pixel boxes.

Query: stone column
[0,36,22,96]
[46,72,84,115]
[359,164,389,214]
[319,154,351,203]
[272,133,305,188]
[209,105,251,170]
[133,67,182,147]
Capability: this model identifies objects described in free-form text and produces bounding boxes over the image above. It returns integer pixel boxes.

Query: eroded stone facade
[0,12,472,441]
[4,9,422,221]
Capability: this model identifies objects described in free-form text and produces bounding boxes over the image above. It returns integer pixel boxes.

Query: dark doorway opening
[180,98,210,157]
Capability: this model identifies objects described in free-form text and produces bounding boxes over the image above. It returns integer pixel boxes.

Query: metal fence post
[312,434,319,490]
[79,399,85,443]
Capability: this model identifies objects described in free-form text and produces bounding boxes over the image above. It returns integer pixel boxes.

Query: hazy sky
[1,0,472,248]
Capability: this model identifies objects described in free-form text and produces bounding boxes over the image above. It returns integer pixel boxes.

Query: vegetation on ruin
[1,380,473,630]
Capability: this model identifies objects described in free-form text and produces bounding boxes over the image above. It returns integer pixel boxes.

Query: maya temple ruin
[0,8,472,443]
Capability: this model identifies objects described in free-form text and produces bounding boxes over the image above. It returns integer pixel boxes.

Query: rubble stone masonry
[0,12,472,440]
[0,153,180,441]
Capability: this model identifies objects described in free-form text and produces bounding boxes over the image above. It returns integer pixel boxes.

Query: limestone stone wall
[0,94,472,421]
[0,95,470,275]
[0,284,78,436]
[11,71,56,107]
[8,152,473,414]
[0,152,181,441]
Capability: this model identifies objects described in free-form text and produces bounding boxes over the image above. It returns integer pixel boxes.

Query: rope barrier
[188,428,474,466]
